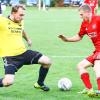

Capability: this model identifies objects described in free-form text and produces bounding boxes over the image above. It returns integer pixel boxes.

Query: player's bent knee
[44,58,52,68]
[39,56,52,66]
[3,75,14,87]
[3,79,14,86]
[46,57,52,65]
[77,63,82,71]
[77,63,87,73]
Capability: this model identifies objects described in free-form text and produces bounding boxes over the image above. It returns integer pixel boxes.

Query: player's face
[13,8,25,23]
[79,10,91,21]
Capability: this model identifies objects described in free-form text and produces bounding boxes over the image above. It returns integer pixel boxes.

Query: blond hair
[79,4,92,12]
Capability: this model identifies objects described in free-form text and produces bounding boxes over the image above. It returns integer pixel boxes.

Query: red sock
[81,73,92,89]
[97,78,100,90]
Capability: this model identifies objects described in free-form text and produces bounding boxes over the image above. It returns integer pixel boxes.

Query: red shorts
[86,51,100,64]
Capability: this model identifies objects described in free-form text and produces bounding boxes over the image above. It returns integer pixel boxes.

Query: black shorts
[2,50,42,75]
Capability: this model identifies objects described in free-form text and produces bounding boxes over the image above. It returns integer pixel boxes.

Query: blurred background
[0,0,86,8]
[0,0,100,11]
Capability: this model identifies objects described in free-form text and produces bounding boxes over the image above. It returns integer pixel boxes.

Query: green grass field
[0,6,100,100]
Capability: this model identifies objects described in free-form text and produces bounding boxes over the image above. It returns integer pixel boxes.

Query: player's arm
[58,34,82,42]
[95,4,98,13]
[22,30,32,47]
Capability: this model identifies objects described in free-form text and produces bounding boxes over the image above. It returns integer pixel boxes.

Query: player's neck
[91,0,94,2]
[87,14,92,23]
[84,16,92,23]
[8,15,19,23]
[89,14,92,23]
[9,15,14,22]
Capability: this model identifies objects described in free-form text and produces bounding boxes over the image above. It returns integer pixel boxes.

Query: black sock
[37,66,49,86]
[0,78,3,87]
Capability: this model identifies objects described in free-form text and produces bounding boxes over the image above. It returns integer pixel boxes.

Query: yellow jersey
[0,16,26,57]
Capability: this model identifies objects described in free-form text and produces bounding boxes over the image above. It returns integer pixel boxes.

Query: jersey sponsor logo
[90,3,94,6]
[89,0,95,6]
[94,52,100,60]
[86,28,88,30]
[8,22,22,34]
[8,27,22,33]
[8,26,22,33]
[88,32,97,38]
[96,55,100,59]
[92,24,96,29]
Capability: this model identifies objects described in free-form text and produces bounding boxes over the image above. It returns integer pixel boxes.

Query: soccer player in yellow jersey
[0,5,51,91]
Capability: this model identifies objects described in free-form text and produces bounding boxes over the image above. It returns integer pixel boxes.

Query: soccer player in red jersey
[58,4,100,97]
[84,0,98,14]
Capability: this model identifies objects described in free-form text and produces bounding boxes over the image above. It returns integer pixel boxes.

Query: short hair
[11,4,25,13]
[79,4,92,12]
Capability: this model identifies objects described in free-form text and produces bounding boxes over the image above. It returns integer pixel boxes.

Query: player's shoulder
[0,15,5,19]
[93,15,100,21]
[84,0,88,3]
[95,15,100,18]
[0,15,8,22]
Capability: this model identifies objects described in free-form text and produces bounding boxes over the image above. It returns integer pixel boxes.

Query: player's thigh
[77,59,92,69]
[24,50,51,66]
[94,60,100,77]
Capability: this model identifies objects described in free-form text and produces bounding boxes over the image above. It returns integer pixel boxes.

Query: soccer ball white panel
[58,78,72,91]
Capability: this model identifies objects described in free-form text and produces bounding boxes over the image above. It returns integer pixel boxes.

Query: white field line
[50,55,86,58]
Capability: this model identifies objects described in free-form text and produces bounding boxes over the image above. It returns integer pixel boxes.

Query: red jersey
[84,0,98,14]
[78,16,100,51]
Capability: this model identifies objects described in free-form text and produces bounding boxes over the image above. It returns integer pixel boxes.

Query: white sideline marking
[50,55,86,58]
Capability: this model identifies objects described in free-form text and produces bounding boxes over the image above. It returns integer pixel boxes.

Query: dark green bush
[50,0,64,7]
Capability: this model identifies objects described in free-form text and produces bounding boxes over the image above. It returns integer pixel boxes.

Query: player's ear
[12,11,17,15]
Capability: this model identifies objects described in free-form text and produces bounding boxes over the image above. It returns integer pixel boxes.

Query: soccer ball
[58,78,72,91]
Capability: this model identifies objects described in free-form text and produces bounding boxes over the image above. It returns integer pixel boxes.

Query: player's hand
[27,39,32,47]
[58,35,68,42]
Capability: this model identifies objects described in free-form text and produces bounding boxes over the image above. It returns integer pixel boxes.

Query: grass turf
[0,6,100,100]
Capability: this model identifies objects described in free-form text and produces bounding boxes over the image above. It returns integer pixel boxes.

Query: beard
[14,18,21,23]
